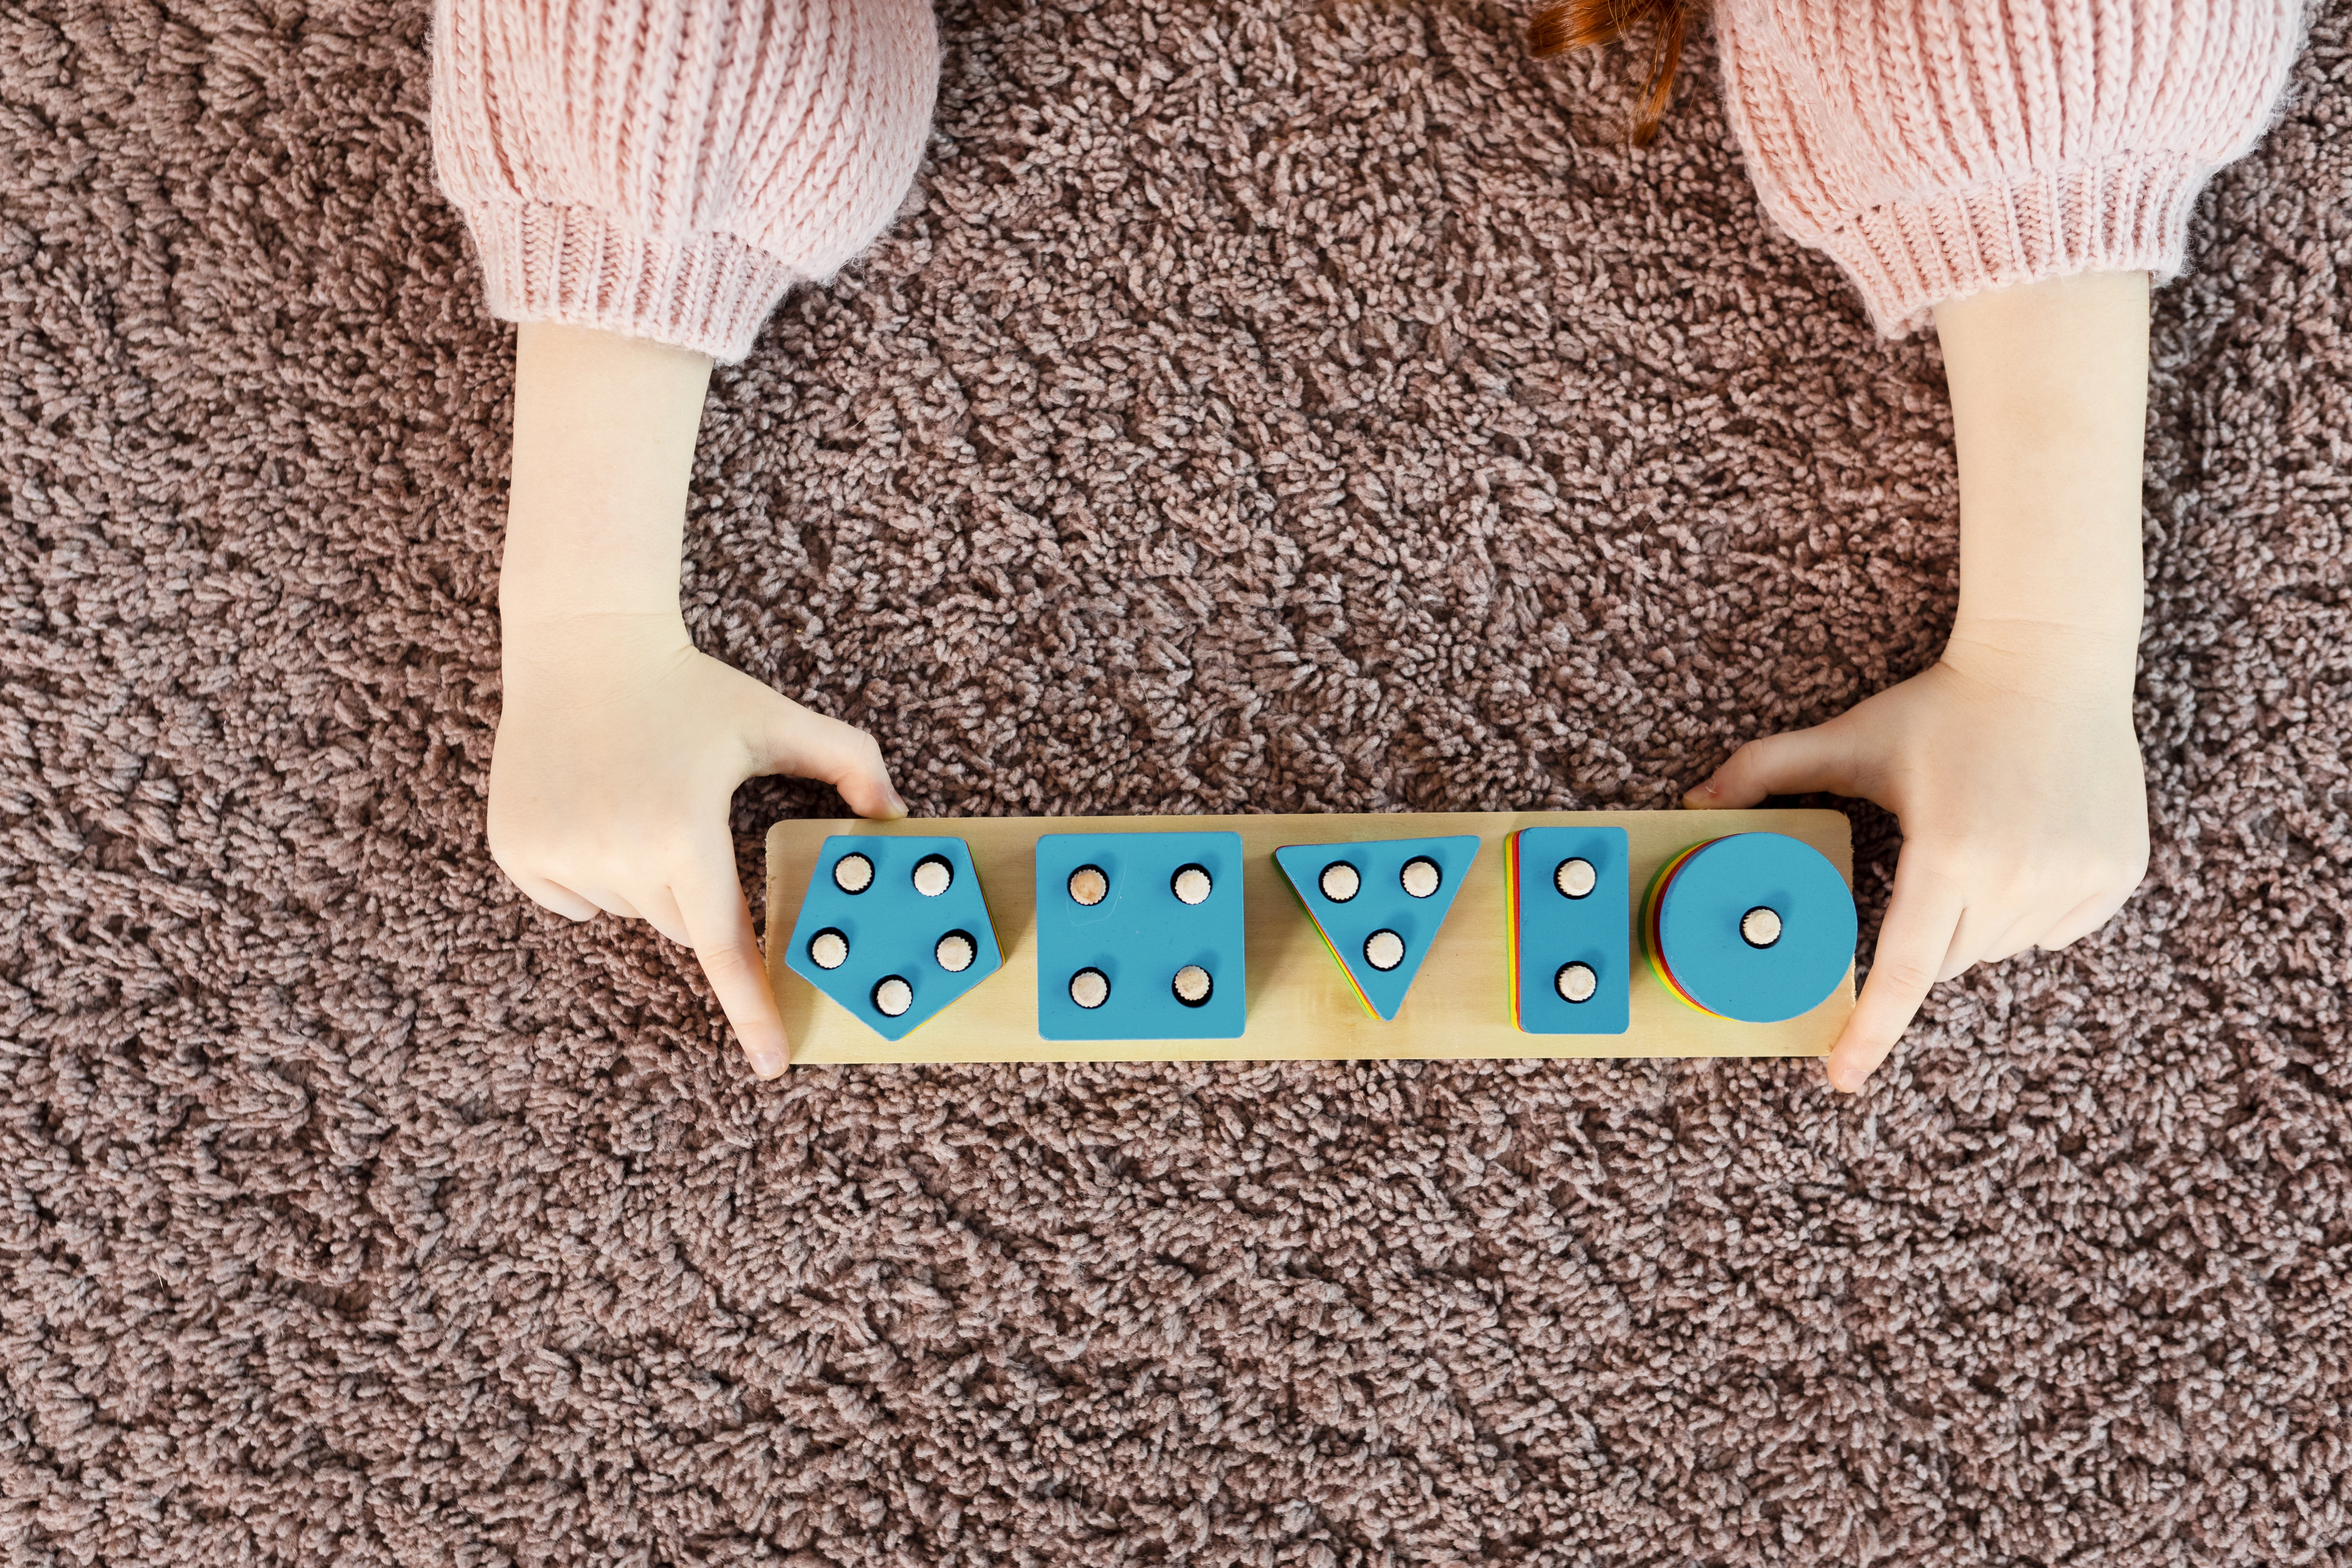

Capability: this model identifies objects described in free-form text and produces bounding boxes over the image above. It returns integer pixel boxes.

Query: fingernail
[886,789,909,818]
[745,1037,790,1078]
[1829,1065,1865,1094]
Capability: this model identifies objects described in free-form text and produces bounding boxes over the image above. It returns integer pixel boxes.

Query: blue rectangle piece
[1511,826,1630,1034]
[1036,831,1247,1040]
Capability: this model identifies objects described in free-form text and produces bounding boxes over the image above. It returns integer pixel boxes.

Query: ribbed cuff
[1818,154,2208,338]
[464,202,805,364]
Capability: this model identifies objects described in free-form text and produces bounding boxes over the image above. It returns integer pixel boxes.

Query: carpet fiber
[6,0,2352,1560]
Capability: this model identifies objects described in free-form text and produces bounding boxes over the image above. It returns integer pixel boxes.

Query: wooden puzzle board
[763,810,1855,1065]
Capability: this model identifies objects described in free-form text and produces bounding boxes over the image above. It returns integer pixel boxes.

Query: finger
[566,882,649,925]
[2037,883,2136,952]
[748,696,908,820]
[1685,724,1858,809]
[628,882,693,949]
[1976,871,2138,965]
[504,868,601,922]
[1936,896,2032,982]
[673,850,792,1079]
[1975,904,2053,968]
[1826,859,1967,1094]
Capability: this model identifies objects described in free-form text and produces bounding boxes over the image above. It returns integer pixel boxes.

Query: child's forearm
[1933,272,2151,695]
[503,322,715,643]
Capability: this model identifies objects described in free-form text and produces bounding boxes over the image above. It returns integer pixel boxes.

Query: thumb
[1685,723,1855,808]
[748,692,908,820]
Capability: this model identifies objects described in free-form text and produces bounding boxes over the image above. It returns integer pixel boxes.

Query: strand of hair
[1526,0,1691,145]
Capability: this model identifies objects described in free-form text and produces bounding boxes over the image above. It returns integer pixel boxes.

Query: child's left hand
[1685,636,2149,1092]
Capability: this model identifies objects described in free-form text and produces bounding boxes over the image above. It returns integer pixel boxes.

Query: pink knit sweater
[428,0,2304,359]
[1716,0,2306,334]
[429,0,939,362]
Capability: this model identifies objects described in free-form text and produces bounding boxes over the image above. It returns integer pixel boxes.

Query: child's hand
[489,613,906,1078]
[1685,637,2147,1092]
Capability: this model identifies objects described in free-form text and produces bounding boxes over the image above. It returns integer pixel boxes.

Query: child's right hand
[488,613,905,1077]
[1686,637,2147,1093]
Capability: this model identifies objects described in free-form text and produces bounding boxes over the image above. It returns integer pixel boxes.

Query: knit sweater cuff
[1818,154,2207,338]
[467,201,804,364]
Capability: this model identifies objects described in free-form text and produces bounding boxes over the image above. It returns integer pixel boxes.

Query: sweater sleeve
[428,0,938,363]
[1713,0,2307,336]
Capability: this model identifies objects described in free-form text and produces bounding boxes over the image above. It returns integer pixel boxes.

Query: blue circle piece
[1658,833,1856,1023]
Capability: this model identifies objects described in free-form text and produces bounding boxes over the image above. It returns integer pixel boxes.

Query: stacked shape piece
[1640,832,1857,1024]
[781,834,1004,1041]
[1273,836,1480,1020]
[1034,831,1248,1040]
[1508,826,1632,1034]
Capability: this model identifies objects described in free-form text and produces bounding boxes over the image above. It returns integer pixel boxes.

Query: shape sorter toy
[779,834,1004,1042]
[764,810,1857,1066]
[1033,830,1248,1041]
[1507,826,1632,1035]
[1274,836,1480,1021]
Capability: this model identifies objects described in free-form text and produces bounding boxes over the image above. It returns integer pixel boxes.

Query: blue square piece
[782,835,1003,1042]
[1509,826,1630,1034]
[1273,836,1480,1021]
[1035,832,1247,1040]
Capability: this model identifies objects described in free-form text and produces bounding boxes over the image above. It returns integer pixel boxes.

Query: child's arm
[428,0,937,1070]
[1691,270,2153,1090]
[492,322,905,1076]
[1671,0,2305,1089]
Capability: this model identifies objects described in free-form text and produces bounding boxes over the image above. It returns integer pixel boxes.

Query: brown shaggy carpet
[6,0,2351,1560]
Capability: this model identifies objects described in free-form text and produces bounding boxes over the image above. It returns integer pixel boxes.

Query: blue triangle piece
[781,835,1003,1042]
[1273,836,1480,1020]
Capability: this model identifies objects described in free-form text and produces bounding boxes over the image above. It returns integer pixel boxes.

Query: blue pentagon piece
[1035,831,1247,1040]
[1650,832,1855,1023]
[782,835,1004,1042]
[1273,836,1480,1021]
[1508,826,1631,1034]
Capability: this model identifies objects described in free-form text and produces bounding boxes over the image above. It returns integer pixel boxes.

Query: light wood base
[763,810,1855,1065]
